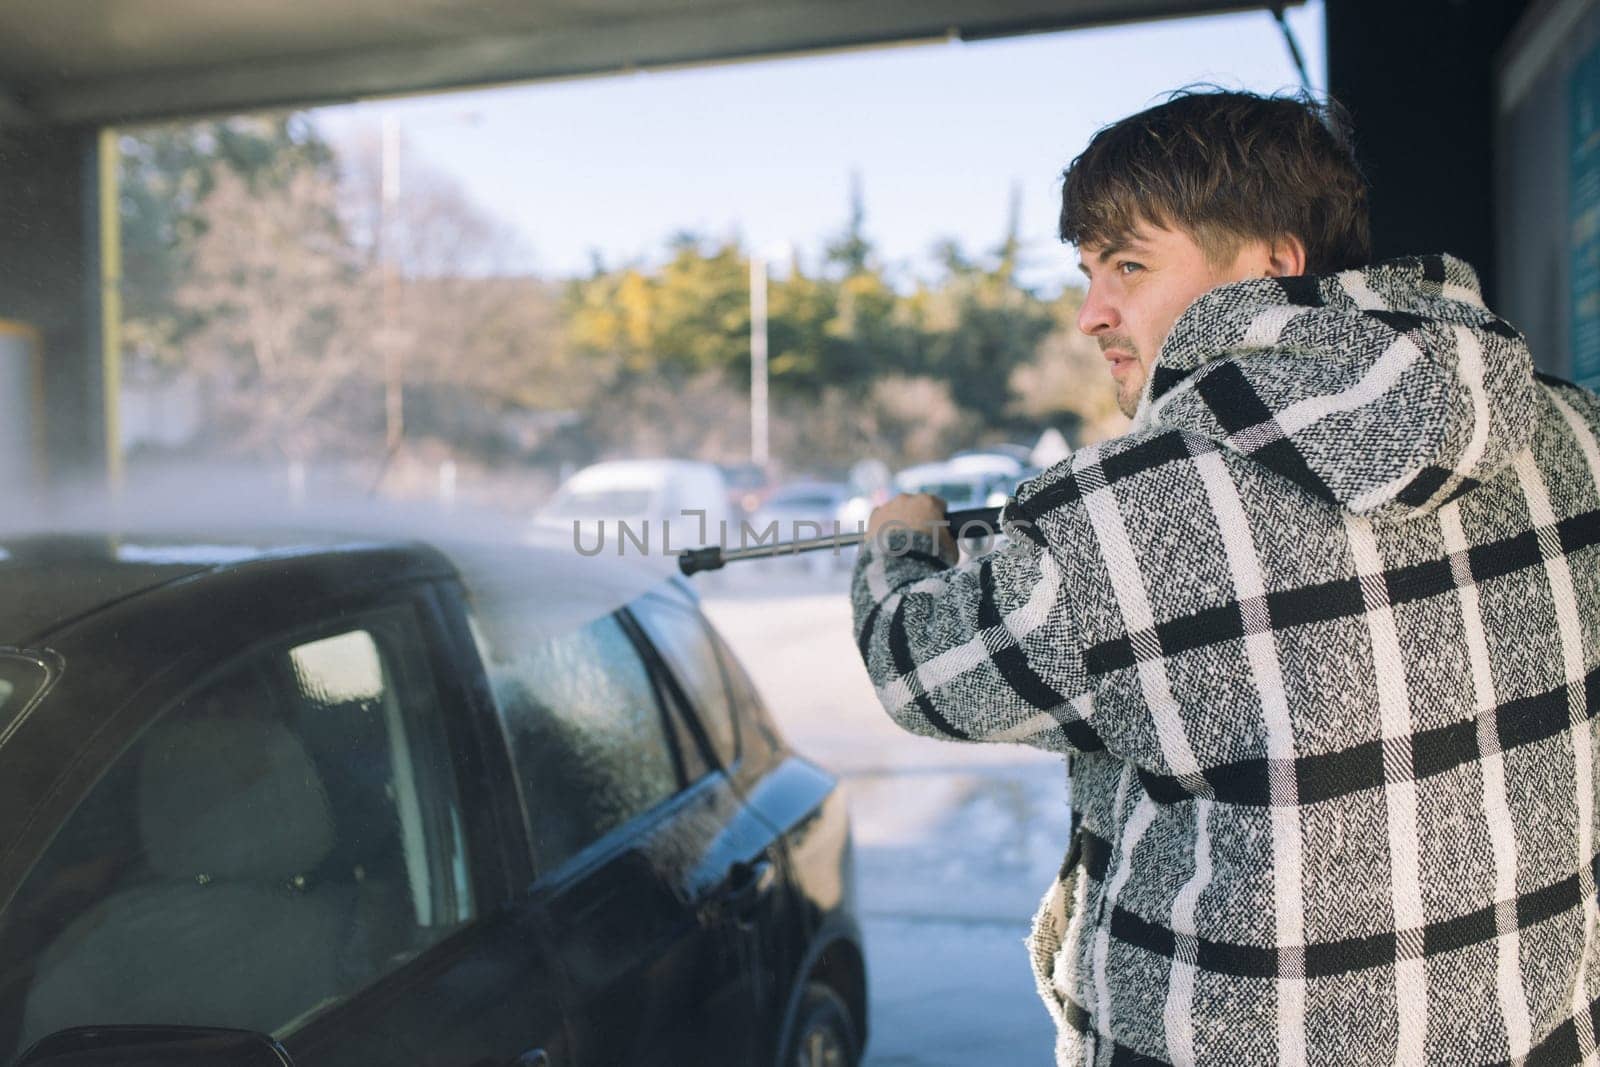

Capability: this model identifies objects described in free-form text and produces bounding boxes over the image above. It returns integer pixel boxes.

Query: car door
[623,589,794,1061]
[284,587,573,1067]
[0,581,571,1067]
[462,587,780,1066]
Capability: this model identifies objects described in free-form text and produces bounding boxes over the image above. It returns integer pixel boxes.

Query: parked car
[0,528,865,1067]
[719,462,776,523]
[949,444,1034,470]
[886,454,1038,563]
[749,481,854,573]
[535,459,732,550]
[893,451,1034,512]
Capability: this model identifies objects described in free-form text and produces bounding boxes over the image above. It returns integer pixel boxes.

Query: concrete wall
[1327,0,1530,308]
[1497,0,1600,380]
[0,124,108,485]
[0,327,38,491]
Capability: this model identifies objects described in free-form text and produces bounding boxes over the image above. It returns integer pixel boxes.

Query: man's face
[1077,223,1293,417]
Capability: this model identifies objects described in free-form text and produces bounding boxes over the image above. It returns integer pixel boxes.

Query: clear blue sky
[312,2,1325,292]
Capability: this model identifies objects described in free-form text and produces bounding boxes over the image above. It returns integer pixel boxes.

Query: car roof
[0,535,213,647]
[447,532,685,642]
[942,453,1024,475]
[766,480,848,499]
[952,444,1033,465]
[0,530,435,646]
[564,459,725,485]
[0,525,681,647]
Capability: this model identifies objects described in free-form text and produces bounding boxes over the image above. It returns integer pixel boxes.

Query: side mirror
[16,1026,293,1066]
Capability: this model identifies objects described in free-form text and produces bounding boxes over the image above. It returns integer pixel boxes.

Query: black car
[0,530,865,1067]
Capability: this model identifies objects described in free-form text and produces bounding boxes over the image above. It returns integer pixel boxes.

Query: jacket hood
[1134,254,1535,523]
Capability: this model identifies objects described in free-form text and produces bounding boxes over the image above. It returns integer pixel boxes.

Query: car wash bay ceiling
[0,0,1290,126]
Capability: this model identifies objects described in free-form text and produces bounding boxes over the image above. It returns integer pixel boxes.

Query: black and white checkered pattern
[851,255,1600,1065]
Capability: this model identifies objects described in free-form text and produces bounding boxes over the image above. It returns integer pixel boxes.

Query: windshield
[0,654,52,740]
[900,480,982,507]
[778,494,839,509]
[767,491,843,510]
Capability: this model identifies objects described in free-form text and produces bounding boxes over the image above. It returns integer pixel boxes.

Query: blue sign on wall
[1571,44,1600,389]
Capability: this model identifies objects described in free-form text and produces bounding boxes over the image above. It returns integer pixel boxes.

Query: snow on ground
[702,565,1073,1066]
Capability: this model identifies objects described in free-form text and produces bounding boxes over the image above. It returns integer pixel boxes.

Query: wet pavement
[703,570,1071,1066]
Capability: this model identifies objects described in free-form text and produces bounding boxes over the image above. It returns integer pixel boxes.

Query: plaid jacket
[850,255,1600,1065]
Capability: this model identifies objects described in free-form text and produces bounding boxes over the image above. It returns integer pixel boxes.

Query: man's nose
[1077,285,1119,336]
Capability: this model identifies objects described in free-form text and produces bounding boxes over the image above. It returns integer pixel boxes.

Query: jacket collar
[1131,254,1536,523]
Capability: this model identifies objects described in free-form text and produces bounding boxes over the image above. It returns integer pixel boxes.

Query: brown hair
[1059,88,1370,274]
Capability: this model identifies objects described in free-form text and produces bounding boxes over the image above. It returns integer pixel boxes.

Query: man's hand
[866,492,959,566]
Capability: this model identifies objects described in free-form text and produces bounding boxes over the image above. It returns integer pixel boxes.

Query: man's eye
[1118,261,1144,275]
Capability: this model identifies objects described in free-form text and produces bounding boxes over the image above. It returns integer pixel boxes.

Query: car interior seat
[22,716,353,1045]
[290,688,423,976]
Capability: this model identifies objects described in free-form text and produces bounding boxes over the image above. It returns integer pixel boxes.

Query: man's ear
[1265,234,1308,278]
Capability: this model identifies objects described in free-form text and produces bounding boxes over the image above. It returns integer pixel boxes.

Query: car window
[704,623,784,759]
[627,594,739,768]
[0,653,50,736]
[472,608,680,876]
[4,607,476,1056]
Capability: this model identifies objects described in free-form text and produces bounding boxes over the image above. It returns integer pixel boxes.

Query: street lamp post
[380,116,403,453]
[749,252,769,470]
[749,242,789,471]
[375,108,481,456]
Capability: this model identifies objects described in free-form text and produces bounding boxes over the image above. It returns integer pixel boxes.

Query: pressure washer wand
[677,505,1003,577]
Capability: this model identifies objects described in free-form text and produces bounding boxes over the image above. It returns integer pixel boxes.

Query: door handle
[511,1051,550,1067]
[720,856,777,919]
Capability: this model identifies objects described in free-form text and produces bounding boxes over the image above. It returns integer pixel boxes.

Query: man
[852,89,1600,1064]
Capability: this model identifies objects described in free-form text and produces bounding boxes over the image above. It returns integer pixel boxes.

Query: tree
[332,131,586,417]
[554,194,1105,470]
[652,236,753,376]
[1008,288,1128,444]
[905,221,1055,431]
[768,374,973,472]
[122,116,1116,480]
[123,114,594,470]
[824,171,873,278]
[119,115,335,378]
[175,163,378,460]
[563,234,750,381]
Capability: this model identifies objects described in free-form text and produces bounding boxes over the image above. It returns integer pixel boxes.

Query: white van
[534,459,732,551]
